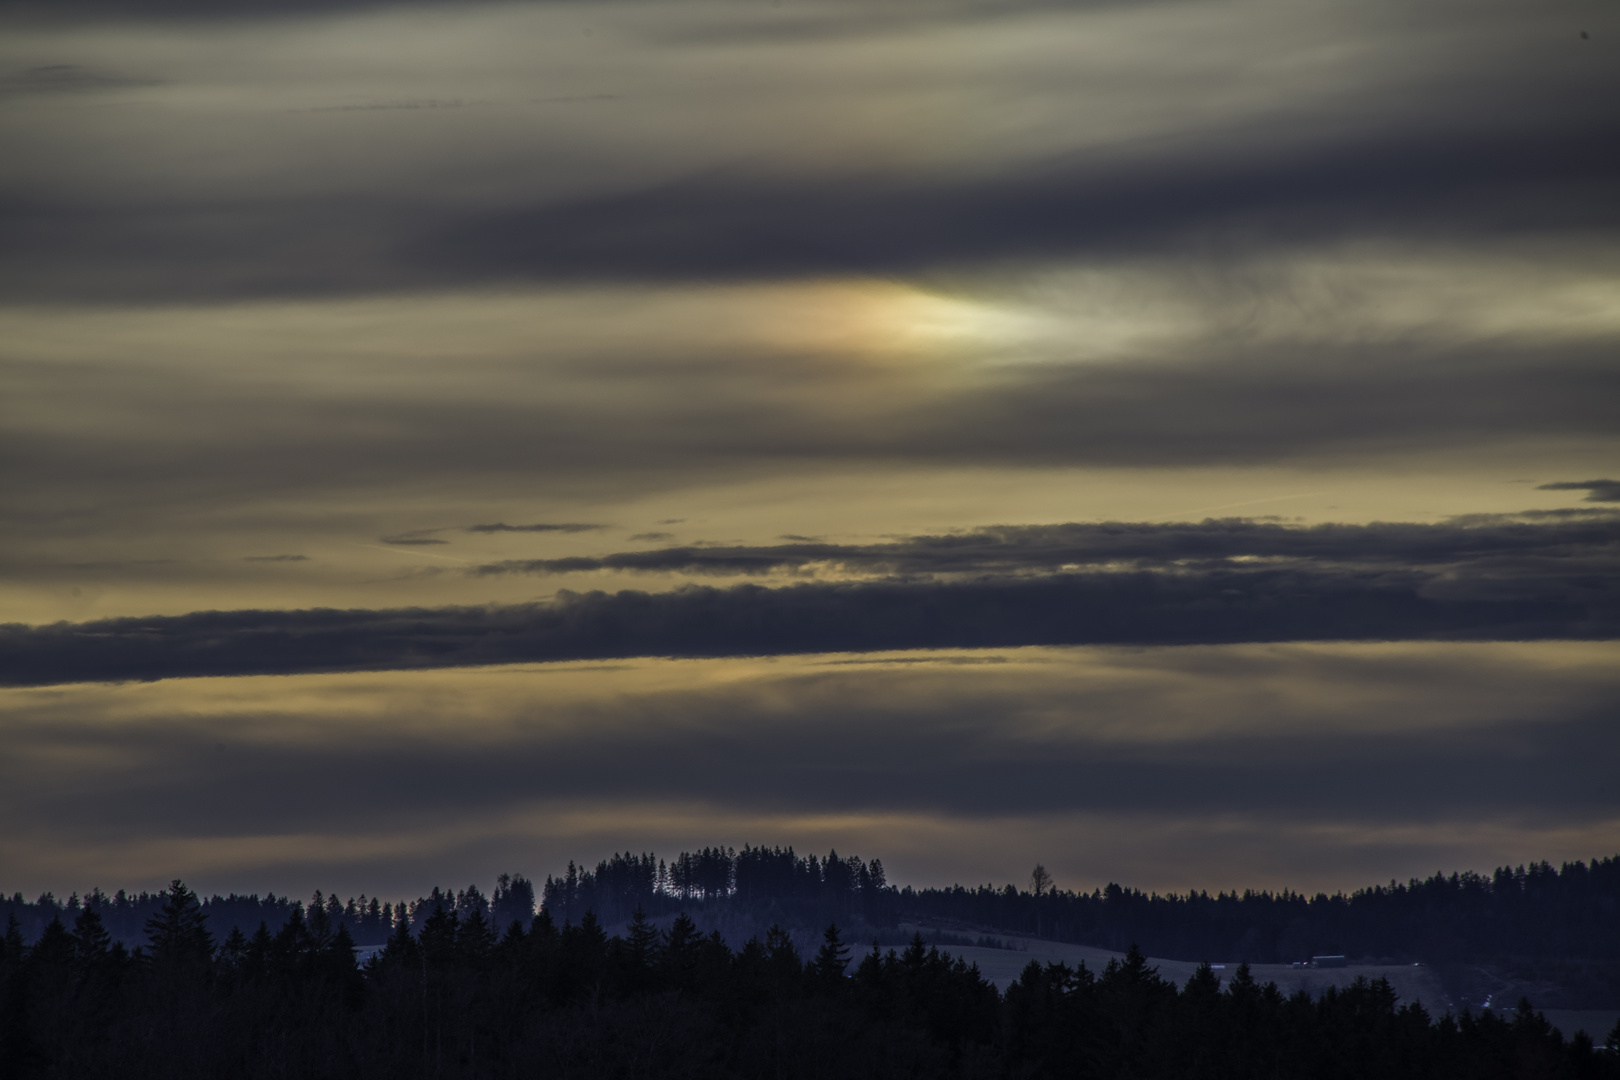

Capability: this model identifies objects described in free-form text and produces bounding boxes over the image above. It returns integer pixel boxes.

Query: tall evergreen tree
[143,880,213,969]
[69,907,113,970]
[625,905,660,973]
[812,922,851,986]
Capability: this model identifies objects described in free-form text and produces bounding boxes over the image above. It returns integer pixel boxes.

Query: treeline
[538,848,1620,1000]
[903,858,1620,966]
[6,850,1617,991]
[542,846,897,929]
[3,880,1615,1079]
[0,875,536,950]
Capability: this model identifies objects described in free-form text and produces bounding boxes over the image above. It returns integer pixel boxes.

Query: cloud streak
[1539,479,1620,503]
[3,643,1616,895]
[466,523,605,534]
[5,535,1616,685]
[1,0,1616,302]
[471,513,1620,578]
[7,128,1618,303]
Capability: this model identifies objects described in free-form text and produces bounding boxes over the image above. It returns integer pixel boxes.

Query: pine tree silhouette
[143,880,213,969]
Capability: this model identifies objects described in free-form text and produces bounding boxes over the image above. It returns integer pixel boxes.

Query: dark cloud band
[465,523,605,534]
[471,513,1620,578]
[5,126,1618,303]
[1538,479,1620,503]
[4,560,1615,686]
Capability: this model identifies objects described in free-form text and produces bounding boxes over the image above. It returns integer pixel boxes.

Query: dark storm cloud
[1539,479,1620,503]
[4,547,1616,685]
[379,534,448,546]
[3,122,1618,302]
[471,513,1620,578]
[465,523,605,534]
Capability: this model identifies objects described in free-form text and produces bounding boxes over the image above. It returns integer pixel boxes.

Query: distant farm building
[1312,955,1348,968]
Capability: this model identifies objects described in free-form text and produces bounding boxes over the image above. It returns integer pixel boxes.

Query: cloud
[0,64,157,96]
[2,0,1616,303]
[0,0,1091,20]
[4,535,1616,685]
[628,532,673,542]
[7,127,1617,304]
[0,0,471,14]
[8,327,1613,550]
[1538,479,1620,503]
[2,643,1615,896]
[470,513,1620,578]
[303,98,475,113]
[243,554,309,562]
[2,0,1617,901]
[414,129,1620,289]
[465,523,605,534]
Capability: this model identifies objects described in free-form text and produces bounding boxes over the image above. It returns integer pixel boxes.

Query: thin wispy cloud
[1538,479,1620,503]
[466,522,606,534]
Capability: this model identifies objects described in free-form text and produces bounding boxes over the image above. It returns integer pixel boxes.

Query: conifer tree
[812,923,850,986]
[2,915,23,964]
[307,892,333,951]
[28,918,73,971]
[218,925,248,970]
[626,905,660,972]
[143,880,213,969]
[272,905,310,972]
[764,924,801,985]
[418,903,459,966]
[458,906,495,962]
[662,913,702,990]
[378,906,419,970]
[243,922,273,982]
[69,908,113,970]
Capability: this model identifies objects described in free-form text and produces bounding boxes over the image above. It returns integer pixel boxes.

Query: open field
[919,927,1444,1004]
[926,930,1615,1042]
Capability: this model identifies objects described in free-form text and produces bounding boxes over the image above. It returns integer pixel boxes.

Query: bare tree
[1030,864,1053,898]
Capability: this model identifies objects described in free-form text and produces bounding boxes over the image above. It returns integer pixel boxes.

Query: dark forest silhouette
[4,849,1619,1076]
[3,878,1618,1078]
[10,846,1615,1002]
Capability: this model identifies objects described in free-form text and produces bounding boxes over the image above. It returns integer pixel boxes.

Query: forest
[4,849,1619,1076]
[4,877,1618,1079]
[11,846,1614,1002]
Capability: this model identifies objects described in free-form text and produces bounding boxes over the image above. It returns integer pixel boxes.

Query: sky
[2,0,1618,904]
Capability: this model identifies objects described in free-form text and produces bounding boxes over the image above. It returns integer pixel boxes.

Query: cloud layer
[6,510,1617,685]
[2,0,1616,895]
[474,512,1620,577]
[2,0,1616,301]
[3,643,1615,898]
